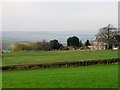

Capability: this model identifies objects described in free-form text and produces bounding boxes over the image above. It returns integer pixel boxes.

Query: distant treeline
[12,36,91,52]
[4,24,120,52]
[12,40,63,52]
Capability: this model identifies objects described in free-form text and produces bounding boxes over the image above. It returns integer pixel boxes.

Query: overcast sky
[1,0,119,43]
[1,1,118,33]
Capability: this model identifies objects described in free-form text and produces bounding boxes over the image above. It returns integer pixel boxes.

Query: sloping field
[2,64,118,88]
[2,50,119,66]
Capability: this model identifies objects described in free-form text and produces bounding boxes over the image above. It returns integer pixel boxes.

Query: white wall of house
[90,40,107,50]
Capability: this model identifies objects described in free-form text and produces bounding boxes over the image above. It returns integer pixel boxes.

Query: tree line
[12,37,91,52]
[12,24,120,52]
[12,40,63,52]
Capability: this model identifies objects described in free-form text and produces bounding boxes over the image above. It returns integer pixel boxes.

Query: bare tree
[96,24,118,49]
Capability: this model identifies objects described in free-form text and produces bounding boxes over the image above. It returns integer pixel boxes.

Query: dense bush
[12,43,30,52]
[12,40,63,52]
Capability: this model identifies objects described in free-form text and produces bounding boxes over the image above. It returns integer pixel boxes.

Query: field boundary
[2,58,120,71]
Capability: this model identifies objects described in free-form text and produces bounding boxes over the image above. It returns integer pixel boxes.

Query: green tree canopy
[50,39,62,50]
[67,36,80,47]
[85,40,91,46]
[79,40,83,47]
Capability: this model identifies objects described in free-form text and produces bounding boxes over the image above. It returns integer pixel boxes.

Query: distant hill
[2,31,96,50]
[2,40,32,50]
[2,40,15,50]
[3,31,96,42]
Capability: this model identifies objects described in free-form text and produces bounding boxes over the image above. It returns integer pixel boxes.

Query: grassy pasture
[2,50,119,66]
[2,64,118,88]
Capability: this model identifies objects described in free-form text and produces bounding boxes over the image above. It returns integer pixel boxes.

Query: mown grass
[2,50,119,66]
[2,64,118,88]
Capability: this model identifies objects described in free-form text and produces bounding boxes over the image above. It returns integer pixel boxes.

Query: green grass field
[2,50,119,66]
[2,64,118,88]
